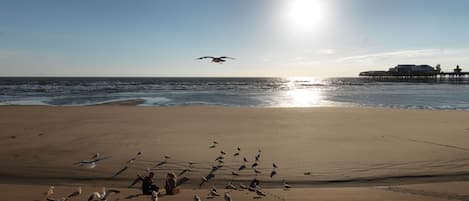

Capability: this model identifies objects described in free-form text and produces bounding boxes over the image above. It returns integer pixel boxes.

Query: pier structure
[359,64,469,81]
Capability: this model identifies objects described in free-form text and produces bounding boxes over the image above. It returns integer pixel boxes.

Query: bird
[225,182,237,190]
[45,186,55,197]
[208,188,220,197]
[304,172,312,176]
[67,186,82,198]
[220,150,226,155]
[215,156,224,161]
[273,163,278,169]
[151,191,158,201]
[239,184,248,190]
[251,162,258,168]
[231,172,240,176]
[237,147,241,152]
[224,192,232,201]
[253,168,261,174]
[87,187,120,201]
[197,56,235,64]
[243,157,248,163]
[194,195,202,201]
[270,170,277,178]
[164,155,171,160]
[238,165,246,171]
[283,181,292,189]
[233,152,239,157]
[75,154,111,169]
[255,188,266,197]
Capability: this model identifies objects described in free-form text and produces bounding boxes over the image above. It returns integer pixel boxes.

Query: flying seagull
[197,56,235,63]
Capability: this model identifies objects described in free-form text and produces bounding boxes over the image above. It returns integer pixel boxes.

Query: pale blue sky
[1,0,469,77]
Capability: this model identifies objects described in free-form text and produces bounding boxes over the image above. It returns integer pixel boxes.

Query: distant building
[360,64,440,76]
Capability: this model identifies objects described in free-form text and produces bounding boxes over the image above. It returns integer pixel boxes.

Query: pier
[359,65,469,81]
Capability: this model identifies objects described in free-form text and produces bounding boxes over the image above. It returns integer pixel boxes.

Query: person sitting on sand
[164,172,180,195]
[138,172,159,195]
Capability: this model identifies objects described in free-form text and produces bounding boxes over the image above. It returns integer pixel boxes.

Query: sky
[1,0,469,77]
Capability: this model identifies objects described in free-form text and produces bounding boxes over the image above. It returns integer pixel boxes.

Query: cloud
[337,49,444,63]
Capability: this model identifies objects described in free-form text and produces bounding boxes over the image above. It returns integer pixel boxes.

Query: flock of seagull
[44,140,293,201]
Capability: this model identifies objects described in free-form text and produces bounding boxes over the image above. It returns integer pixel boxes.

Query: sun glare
[286,0,325,30]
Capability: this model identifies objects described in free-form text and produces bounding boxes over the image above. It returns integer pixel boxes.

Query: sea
[1,77,469,110]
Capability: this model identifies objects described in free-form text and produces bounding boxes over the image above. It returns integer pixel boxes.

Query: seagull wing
[197,56,214,60]
[220,56,235,59]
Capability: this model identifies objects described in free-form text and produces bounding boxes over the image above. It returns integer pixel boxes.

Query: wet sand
[1,106,469,200]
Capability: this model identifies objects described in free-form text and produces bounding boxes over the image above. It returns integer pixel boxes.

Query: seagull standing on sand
[67,186,82,198]
[194,195,202,201]
[197,56,235,64]
[283,180,292,189]
[151,190,158,201]
[224,192,233,201]
[45,186,54,197]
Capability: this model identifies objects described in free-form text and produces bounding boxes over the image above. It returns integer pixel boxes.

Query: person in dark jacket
[139,172,159,195]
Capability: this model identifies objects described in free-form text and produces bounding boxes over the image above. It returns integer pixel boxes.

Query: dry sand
[1,106,469,200]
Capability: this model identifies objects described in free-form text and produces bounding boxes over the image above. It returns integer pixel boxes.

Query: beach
[1,106,469,200]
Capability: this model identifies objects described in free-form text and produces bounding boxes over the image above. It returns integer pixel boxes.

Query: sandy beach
[1,106,469,200]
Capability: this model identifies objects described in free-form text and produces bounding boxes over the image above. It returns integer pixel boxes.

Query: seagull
[194,195,202,201]
[233,152,239,157]
[304,172,312,176]
[45,186,55,197]
[208,188,220,197]
[239,184,248,190]
[273,163,278,169]
[231,172,240,176]
[75,154,111,169]
[87,187,120,201]
[253,168,261,174]
[238,165,246,171]
[215,156,224,161]
[283,181,292,189]
[224,192,232,201]
[197,56,235,64]
[225,182,237,190]
[270,170,277,178]
[67,186,82,198]
[220,150,226,155]
[251,162,258,168]
[255,188,266,197]
[151,190,158,201]
[243,157,248,163]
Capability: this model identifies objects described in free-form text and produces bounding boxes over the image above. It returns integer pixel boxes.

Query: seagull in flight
[197,56,235,63]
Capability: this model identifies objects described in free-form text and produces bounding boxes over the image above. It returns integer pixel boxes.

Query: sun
[286,0,325,30]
